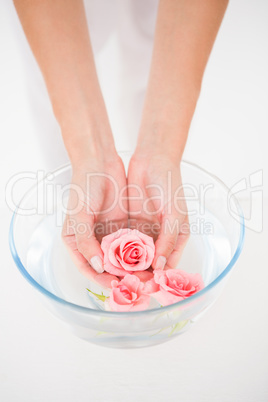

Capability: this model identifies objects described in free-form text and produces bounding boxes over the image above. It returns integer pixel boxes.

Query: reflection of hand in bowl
[9,156,244,348]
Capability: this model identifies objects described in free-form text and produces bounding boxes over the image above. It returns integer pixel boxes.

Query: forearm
[136,0,229,160]
[13,0,115,166]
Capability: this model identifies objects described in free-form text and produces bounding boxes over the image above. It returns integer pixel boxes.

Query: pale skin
[14,0,228,283]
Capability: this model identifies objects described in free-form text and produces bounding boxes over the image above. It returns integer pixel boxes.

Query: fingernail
[90,256,104,274]
[155,256,166,270]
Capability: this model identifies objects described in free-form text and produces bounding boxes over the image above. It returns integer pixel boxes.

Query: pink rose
[108,274,150,312]
[101,229,155,277]
[153,269,204,306]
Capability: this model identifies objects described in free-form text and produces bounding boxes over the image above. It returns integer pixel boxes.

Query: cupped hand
[127,152,190,271]
[62,153,128,287]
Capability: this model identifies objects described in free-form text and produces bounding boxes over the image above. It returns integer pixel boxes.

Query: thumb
[152,214,179,271]
[73,212,104,274]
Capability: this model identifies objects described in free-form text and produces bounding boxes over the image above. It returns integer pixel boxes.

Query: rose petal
[103,257,130,277]
[127,294,150,311]
[143,278,160,294]
[145,244,155,267]
[112,287,132,304]
[109,293,134,312]
[132,230,154,248]
[101,229,130,253]
[152,290,184,306]
[121,274,140,294]
[108,238,124,268]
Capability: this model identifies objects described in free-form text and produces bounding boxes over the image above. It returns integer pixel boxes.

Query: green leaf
[86,288,109,302]
[168,320,189,337]
[150,326,169,337]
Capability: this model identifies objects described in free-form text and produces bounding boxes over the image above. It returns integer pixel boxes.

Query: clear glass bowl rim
[9,160,245,317]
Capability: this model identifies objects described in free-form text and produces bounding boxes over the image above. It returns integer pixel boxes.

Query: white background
[1,1,268,401]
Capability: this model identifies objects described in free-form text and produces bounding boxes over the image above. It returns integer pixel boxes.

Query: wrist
[135,120,187,163]
[136,84,199,162]
[60,116,117,168]
[52,82,117,165]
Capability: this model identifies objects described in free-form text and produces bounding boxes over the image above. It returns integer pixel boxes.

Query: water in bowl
[26,204,232,310]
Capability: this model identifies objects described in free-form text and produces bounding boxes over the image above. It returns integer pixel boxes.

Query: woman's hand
[128,151,190,271]
[62,152,128,287]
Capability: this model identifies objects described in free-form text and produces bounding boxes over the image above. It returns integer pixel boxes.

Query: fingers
[152,214,190,271]
[165,218,190,269]
[62,211,104,274]
[62,231,118,288]
[152,214,179,270]
[74,212,105,273]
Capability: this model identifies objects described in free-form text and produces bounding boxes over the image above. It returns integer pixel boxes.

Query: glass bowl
[9,157,245,348]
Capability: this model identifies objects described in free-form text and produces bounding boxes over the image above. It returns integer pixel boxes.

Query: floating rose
[152,269,204,306]
[87,229,205,312]
[86,269,204,311]
[101,228,155,277]
[108,274,151,312]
